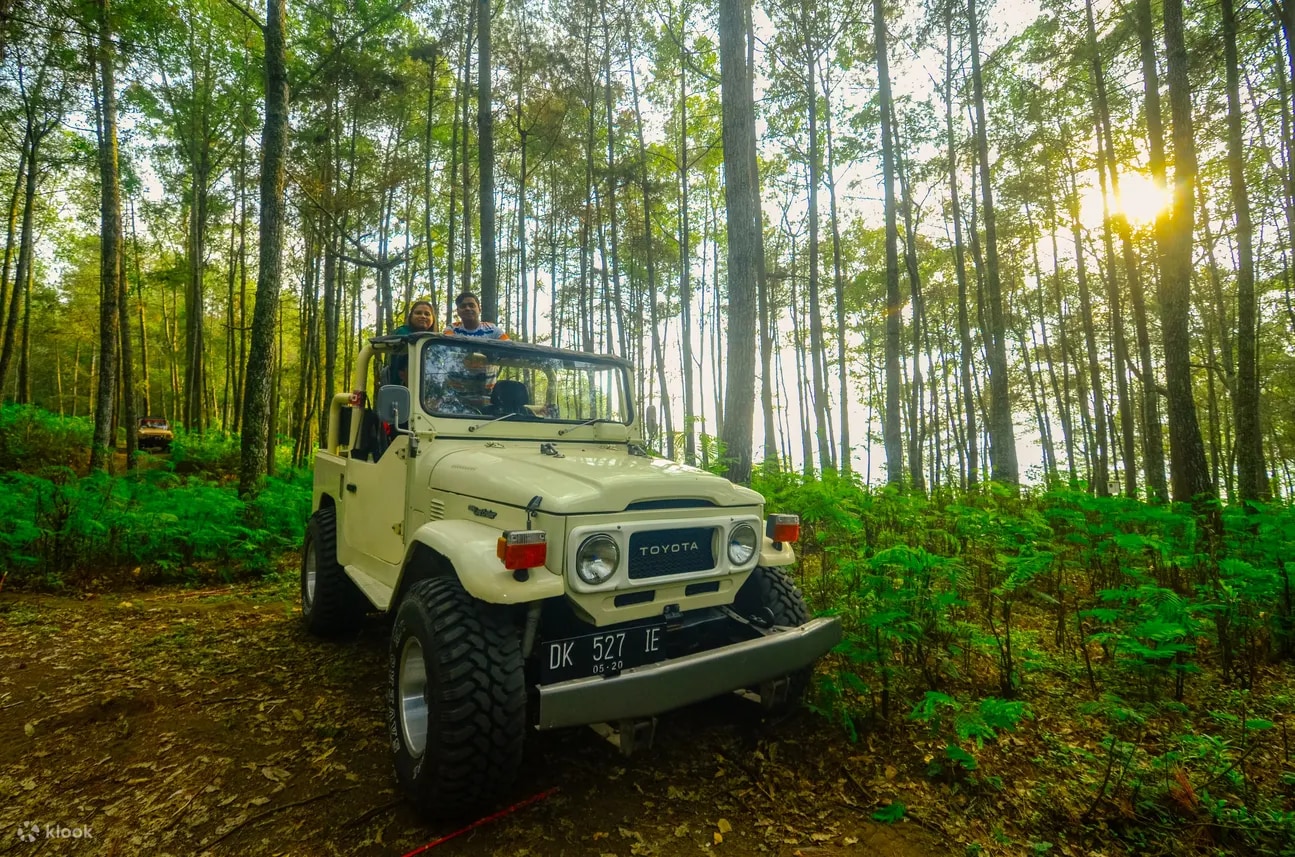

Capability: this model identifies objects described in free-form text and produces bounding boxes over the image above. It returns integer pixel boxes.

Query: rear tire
[301,508,364,636]
[388,577,525,819]
[735,566,813,708]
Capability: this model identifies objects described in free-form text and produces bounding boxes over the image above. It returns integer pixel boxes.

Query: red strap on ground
[399,787,559,857]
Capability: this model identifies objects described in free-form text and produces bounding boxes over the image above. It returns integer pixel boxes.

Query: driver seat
[490,380,531,417]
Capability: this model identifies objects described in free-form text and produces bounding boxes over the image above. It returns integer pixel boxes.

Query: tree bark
[477,0,497,318]
[967,0,1018,484]
[945,10,977,488]
[679,33,697,465]
[1063,139,1109,495]
[876,0,904,485]
[239,0,288,495]
[90,0,123,472]
[1222,0,1265,501]
[717,0,759,483]
[627,43,674,458]
[1159,0,1215,503]
[1132,0,1170,501]
[894,112,926,491]
[0,144,25,347]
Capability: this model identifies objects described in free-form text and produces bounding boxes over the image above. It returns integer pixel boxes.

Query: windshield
[417,337,631,426]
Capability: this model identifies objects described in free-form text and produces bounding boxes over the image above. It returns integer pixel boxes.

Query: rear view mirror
[376,385,411,427]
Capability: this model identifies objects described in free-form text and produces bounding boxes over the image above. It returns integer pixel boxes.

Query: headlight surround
[575,534,619,585]
[727,523,758,566]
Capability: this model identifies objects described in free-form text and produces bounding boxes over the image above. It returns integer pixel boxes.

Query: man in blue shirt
[435,291,509,410]
[444,291,509,339]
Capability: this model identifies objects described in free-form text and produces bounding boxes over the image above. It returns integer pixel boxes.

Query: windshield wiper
[468,412,518,432]
[557,417,607,436]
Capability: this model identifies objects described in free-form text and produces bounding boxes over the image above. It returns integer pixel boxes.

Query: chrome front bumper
[534,616,842,729]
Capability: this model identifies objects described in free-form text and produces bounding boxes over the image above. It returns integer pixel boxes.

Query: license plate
[541,623,667,683]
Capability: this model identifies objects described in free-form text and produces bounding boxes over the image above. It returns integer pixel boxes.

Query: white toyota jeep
[303,332,841,818]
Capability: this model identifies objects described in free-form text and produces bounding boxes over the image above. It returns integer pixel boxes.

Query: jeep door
[340,423,410,571]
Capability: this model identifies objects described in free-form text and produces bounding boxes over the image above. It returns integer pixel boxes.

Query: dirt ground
[0,583,951,857]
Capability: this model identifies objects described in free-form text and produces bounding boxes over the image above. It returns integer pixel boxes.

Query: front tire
[300,508,364,636]
[388,577,525,819]
[735,566,813,708]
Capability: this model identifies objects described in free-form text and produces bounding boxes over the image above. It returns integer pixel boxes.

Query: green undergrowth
[0,405,310,588]
[751,471,1295,856]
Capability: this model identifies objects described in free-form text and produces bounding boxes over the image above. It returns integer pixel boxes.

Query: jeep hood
[429,446,763,513]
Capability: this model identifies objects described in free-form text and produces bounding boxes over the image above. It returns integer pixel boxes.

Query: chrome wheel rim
[304,541,317,607]
[398,636,429,758]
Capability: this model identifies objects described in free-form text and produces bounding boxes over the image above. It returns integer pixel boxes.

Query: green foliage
[0,465,309,587]
[871,802,906,824]
[0,405,93,473]
[756,474,1295,853]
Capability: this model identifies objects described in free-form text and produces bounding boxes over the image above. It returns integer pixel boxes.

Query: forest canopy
[0,0,1291,501]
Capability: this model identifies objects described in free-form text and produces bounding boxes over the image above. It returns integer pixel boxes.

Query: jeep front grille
[627,527,716,579]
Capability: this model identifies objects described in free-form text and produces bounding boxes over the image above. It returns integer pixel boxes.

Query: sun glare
[1077,170,1171,229]
[1114,171,1171,224]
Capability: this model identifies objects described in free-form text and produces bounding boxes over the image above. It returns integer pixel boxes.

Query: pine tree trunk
[126,200,151,418]
[717,0,759,483]
[894,113,926,491]
[1131,0,1170,501]
[1159,0,1215,503]
[119,211,136,465]
[804,29,832,474]
[1222,0,1265,501]
[90,0,123,472]
[945,11,978,488]
[821,70,850,474]
[967,0,1018,484]
[876,0,904,485]
[0,137,37,394]
[17,258,29,403]
[1064,142,1109,495]
[239,0,288,496]
[0,145,25,345]
[679,39,697,466]
[477,0,496,318]
[1084,0,1136,498]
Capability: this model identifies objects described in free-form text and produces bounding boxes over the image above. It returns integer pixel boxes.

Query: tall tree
[1222,0,1264,501]
[717,0,758,483]
[1157,0,1213,503]
[478,0,497,318]
[876,0,903,485]
[240,0,287,495]
[967,0,1018,484]
[0,39,66,396]
[89,0,123,471]
[944,4,977,488]
[1132,0,1169,502]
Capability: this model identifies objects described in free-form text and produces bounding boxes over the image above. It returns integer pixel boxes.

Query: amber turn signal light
[765,514,800,544]
[497,530,547,570]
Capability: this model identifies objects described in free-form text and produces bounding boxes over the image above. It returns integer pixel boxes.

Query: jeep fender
[759,536,796,568]
[404,519,564,605]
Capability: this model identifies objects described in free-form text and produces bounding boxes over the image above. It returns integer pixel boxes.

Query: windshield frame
[404,333,635,431]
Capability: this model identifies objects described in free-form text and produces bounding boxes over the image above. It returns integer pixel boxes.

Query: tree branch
[219,0,264,32]
[293,0,414,101]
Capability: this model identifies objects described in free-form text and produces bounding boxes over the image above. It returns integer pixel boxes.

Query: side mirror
[376,385,412,427]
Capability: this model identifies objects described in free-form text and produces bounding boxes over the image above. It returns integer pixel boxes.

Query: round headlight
[576,534,619,585]
[727,523,758,566]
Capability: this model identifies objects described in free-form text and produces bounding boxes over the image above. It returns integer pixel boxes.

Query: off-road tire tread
[301,508,364,636]
[391,577,525,818]
[737,566,813,707]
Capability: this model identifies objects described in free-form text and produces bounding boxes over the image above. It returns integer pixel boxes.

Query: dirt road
[0,584,946,857]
